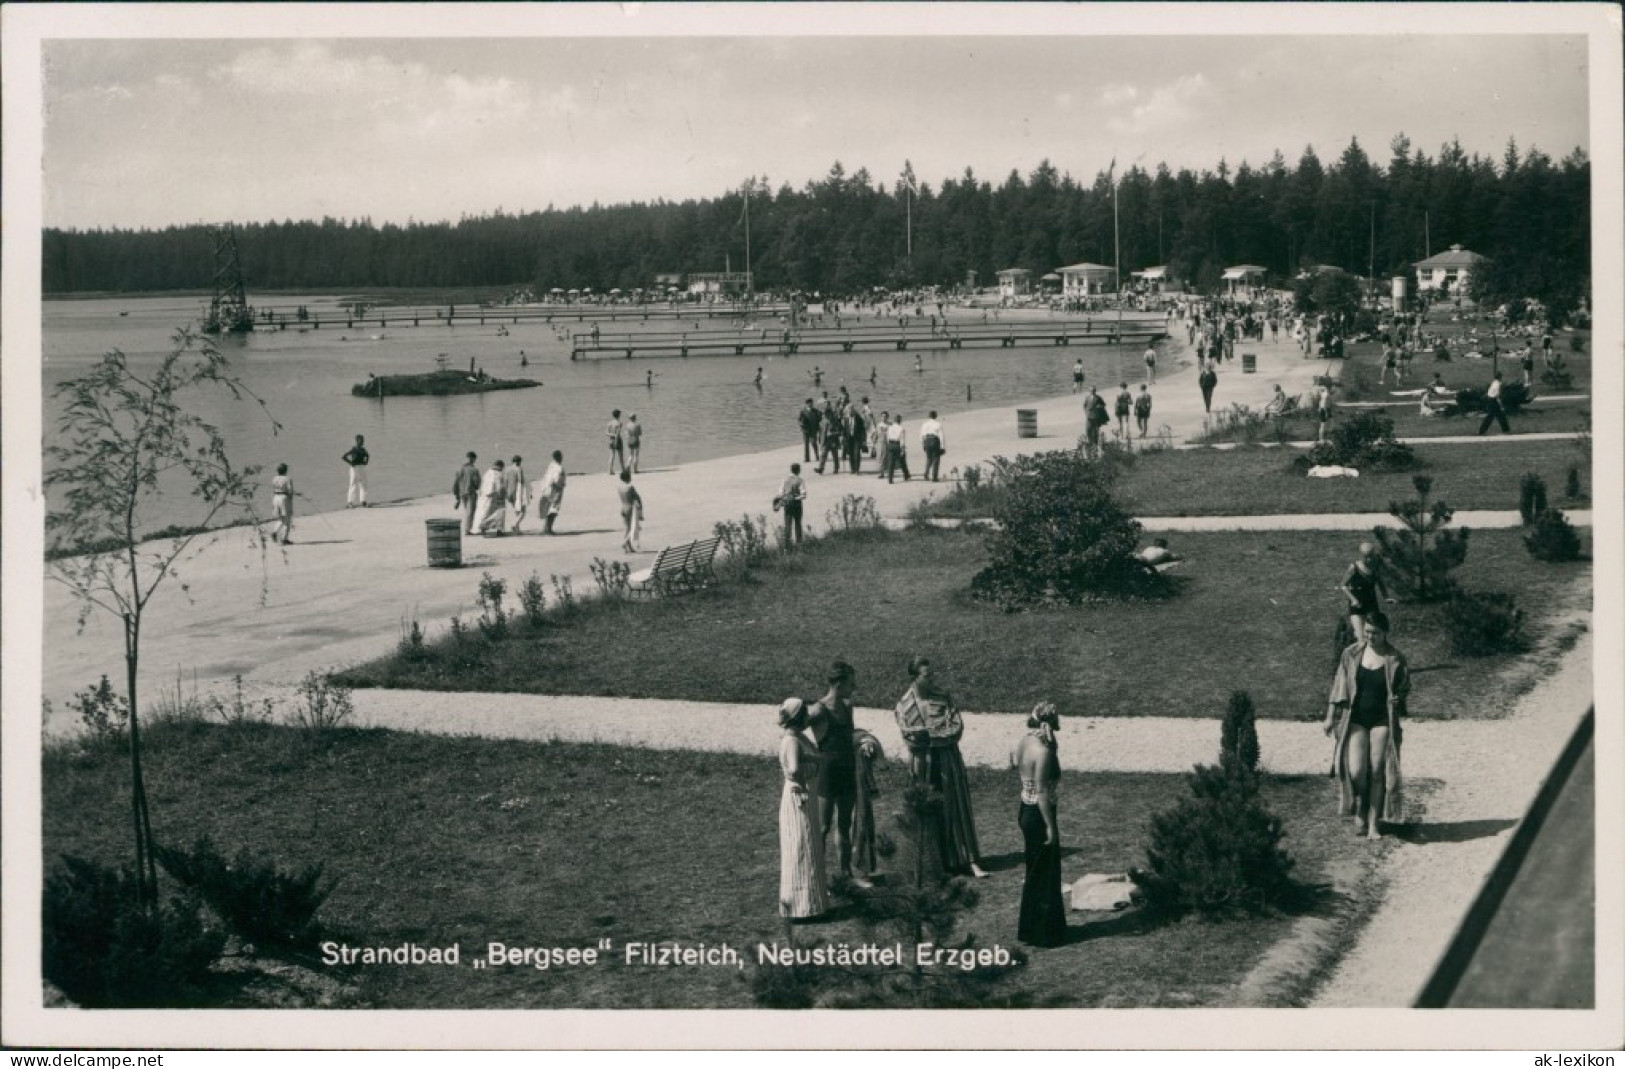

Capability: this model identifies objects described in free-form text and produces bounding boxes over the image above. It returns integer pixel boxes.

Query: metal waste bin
[425,518,463,568]
[1242,353,1258,373]
[1017,409,1038,438]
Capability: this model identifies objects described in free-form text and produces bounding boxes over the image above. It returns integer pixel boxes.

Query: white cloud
[1099,83,1138,107]
[1104,74,1211,135]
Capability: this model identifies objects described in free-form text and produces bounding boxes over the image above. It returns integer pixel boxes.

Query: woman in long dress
[777,698,829,919]
[893,656,987,878]
[1012,702,1067,946]
[269,463,294,545]
[1323,610,1410,839]
[617,470,643,553]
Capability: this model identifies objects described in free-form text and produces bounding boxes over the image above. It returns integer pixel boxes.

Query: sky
[37,16,1592,230]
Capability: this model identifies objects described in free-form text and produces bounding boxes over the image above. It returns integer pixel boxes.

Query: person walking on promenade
[845,403,867,474]
[816,400,845,475]
[505,455,530,533]
[1340,541,1396,638]
[809,661,861,886]
[1084,387,1109,452]
[1134,384,1153,438]
[1198,361,1219,415]
[625,415,643,474]
[1143,343,1158,385]
[342,434,370,508]
[472,458,508,536]
[539,450,567,534]
[270,463,294,545]
[883,414,911,482]
[1519,343,1535,388]
[799,399,821,462]
[920,411,945,482]
[777,462,807,546]
[453,451,481,535]
[617,470,643,553]
[1114,383,1133,439]
[894,656,987,879]
[606,410,627,474]
[777,698,829,920]
[1324,611,1410,840]
[1477,372,1511,436]
[1012,701,1066,947]
[1072,358,1086,394]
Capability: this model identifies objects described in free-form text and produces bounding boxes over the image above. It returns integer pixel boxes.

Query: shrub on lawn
[826,493,883,532]
[714,513,774,570]
[204,675,279,726]
[475,572,510,641]
[1518,473,1549,526]
[1294,411,1415,472]
[68,675,129,746]
[1132,702,1297,920]
[43,855,225,1007]
[1523,509,1584,563]
[1456,381,1534,414]
[1444,588,1526,656]
[518,572,548,627]
[153,837,338,950]
[1374,475,1469,602]
[969,451,1169,610]
[398,616,429,663]
[589,557,631,600]
[1565,465,1584,502]
[289,672,354,735]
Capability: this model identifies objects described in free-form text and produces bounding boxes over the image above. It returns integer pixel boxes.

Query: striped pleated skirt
[927,744,982,873]
[779,783,829,918]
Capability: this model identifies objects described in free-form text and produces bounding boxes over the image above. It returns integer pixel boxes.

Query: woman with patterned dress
[893,657,987,878]
[1323,611,1410,840]
[1012,702,1067,947]
[777,698,829,919]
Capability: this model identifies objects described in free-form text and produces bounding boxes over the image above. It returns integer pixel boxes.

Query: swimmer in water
[869,366,878,384]
[914,354,924,374]
[754,367,764,387]
[520,351,529,367]
[646,369,657,388]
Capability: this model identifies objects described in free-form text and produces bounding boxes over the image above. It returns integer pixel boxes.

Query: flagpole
[744,182,752,299]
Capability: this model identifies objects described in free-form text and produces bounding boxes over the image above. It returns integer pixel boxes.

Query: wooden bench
[628,536,722,597]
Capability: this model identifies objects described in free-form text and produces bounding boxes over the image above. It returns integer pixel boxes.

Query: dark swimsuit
[1350,663,1389,730]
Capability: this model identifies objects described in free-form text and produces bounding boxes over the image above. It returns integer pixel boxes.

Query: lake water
[42,295,1166,520]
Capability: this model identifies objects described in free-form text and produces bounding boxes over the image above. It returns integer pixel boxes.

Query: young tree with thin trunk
[46,328,277,907]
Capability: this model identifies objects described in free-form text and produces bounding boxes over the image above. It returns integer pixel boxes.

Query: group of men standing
[452,450,568,536]
[796,395,947,484]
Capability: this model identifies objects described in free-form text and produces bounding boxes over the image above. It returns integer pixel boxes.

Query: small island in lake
[351,370,541,397]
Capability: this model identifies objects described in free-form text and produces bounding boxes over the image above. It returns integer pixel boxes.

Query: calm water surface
[42,295,1164,519]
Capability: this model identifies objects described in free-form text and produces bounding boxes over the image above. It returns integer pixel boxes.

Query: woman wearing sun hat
[777,698,829,919]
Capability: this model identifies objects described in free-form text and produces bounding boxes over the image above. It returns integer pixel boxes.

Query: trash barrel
[1242,353,1257,374]
[425,518,463,568]
[1017,408,1038,438]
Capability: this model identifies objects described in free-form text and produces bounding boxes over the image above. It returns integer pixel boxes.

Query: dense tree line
[44,134,1589,316]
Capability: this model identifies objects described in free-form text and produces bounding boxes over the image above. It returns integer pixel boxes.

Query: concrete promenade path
[36,323,1584,726]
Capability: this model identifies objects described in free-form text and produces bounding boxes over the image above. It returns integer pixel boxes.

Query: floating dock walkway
[570,319,1170,359]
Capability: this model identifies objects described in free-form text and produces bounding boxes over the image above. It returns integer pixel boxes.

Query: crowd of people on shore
[792,392,949,486]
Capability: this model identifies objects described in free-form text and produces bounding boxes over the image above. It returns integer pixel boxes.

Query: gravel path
[1311,620,1594,1007]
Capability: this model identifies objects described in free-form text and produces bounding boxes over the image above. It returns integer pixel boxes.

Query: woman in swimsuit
[1323,612,1410,839]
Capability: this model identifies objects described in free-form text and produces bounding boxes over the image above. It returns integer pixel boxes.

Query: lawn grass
[1112,440,1593,517]
[43,723,1384,1008]
[336,525,1589,723]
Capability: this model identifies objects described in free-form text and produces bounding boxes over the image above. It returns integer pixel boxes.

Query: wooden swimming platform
[570,320,1170,359]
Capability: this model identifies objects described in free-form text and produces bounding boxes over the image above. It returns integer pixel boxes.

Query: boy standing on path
[920,411,945,482]
[342,434,370,507]
[778,462,806,546]
[1143,343,1158,385]
[453,452,481,534]
[1072,358,1085,394]
[799,399,821,461]
[1477,372,1512,436]
[607,410,626,474]
[540,450,567,534]
[1134,384,1154,438]
[625,415,643,474]
[505,456,529,533]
